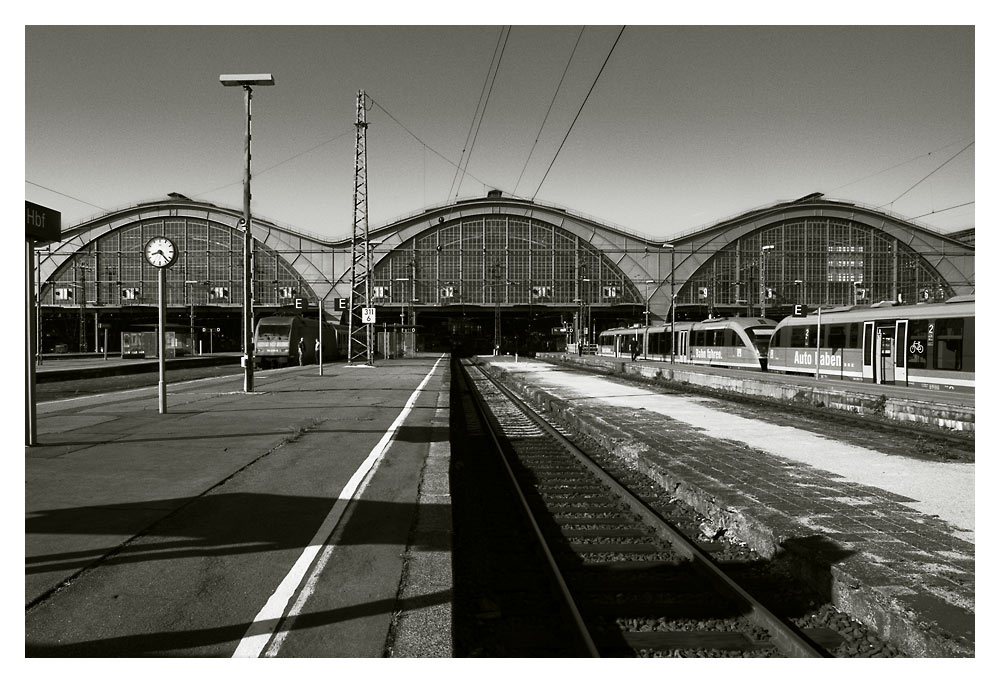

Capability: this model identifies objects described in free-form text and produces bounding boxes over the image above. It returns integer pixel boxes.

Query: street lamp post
[184,280,209,354]
[760,244,775,317]
[663,243,675,365]
[643,279,655,327]
[220,73,274,393]
[395,276,409,356]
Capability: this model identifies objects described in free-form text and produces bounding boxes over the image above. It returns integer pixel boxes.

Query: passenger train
[254,315,349,368]
[767,296,974,392]
[596,296,974,392]
[598,316,777,370]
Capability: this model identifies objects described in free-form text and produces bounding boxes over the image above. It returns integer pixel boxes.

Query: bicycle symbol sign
[909,340,924,354]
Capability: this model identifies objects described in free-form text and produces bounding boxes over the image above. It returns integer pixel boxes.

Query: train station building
[33,191,975,356]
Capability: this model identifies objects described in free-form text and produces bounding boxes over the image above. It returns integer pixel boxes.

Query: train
[596,296,974,392]
[767,296,974,392]
[253,315,349,368]
[598,316,777,370]
[121,326,192,358]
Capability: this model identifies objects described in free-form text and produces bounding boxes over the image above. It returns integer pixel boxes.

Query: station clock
[144,236,178,268]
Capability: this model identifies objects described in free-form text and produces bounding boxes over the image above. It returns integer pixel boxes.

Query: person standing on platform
[314,337,321,363]
[298,337,305,366]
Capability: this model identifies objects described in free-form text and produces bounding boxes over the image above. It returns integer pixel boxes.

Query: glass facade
[370,215,641,308]
[40,218,314,308]
[682,217,952,312]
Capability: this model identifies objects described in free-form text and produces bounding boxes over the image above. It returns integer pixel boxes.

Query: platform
[480,356,975,657]
[537,352,975,432]
[25,355,452,657]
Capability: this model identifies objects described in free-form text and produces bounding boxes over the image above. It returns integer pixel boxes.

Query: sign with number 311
[362,308,376,324]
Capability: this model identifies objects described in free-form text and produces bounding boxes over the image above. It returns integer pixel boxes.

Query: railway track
[456,358,846,658]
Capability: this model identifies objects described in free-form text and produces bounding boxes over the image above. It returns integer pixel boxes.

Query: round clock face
[144,236,177,268]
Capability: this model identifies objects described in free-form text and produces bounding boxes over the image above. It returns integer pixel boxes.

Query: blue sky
[23,14,977,242]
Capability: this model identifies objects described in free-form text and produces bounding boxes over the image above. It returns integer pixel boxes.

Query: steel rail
[471,359,827,658]
[459,361,601,657]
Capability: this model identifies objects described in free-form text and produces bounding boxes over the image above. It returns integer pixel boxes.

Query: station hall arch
[33,192,973,355]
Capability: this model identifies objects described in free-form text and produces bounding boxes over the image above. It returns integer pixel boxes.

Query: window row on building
[683,217,953,309]
[370,216,642,306]
[39,218,315,308]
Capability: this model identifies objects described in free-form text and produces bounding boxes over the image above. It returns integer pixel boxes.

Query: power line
[455,26,511,199]
[25,180,108,211]
[830,138,972,193]
[882,140,974,208]
[910,201,974,220]
[448,27,508,201]
[513,26,586,197]
[532,26,626,201]
[367,96,493,190]
[193,129,355,199]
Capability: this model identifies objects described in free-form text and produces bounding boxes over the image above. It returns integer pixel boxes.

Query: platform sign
[333,297,349,310]
[362,307,376,324]
[26,201,61,242]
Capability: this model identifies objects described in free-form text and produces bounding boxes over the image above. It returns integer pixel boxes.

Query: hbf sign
[26,201,61,242]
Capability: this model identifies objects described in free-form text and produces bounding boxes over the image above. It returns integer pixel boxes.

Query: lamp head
[220,74,275,87]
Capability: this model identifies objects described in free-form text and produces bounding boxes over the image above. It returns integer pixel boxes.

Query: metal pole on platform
[220,73,274,393]
[26,240,37,446]
[815,306,822,380]
[664,243,675,365]
[158,267,167,413]
[318,297,324,376]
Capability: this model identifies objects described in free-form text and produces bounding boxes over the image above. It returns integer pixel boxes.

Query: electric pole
[348,90,374,365]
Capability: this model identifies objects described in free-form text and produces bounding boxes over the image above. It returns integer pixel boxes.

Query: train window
[724,329,737,346]
[934,317,966,371]
[907,319,928,369]
[790,326,808,348]
[257,324,287,337]
[828,324,847,349]
[964,317,975,372]
[849,323,860,348]
[776,326,791,347]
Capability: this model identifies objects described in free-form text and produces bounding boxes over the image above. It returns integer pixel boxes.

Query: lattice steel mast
[348,90,374,365]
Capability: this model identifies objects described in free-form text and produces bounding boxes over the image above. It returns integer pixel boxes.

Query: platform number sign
[362,307,376,324]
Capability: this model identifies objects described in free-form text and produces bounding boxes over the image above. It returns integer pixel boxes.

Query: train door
[868,324,897,385]
[894,319,909,386]
[676,329,689,362]
[862,322,875,382]
[863,321,897,384]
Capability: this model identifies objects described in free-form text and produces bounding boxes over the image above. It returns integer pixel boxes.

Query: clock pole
[158,266,167,413]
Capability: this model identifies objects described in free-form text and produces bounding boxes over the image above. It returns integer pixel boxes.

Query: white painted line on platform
[232,355,446,658]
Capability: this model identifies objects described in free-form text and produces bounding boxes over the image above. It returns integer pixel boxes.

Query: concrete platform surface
[25,355,452,657]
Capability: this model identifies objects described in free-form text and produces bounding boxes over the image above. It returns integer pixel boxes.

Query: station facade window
[40,218,312,308]
[371,215,641,307]
[682,217,952,310]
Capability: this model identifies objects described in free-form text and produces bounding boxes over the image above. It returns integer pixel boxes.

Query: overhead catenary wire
[25,180,108,211]
[513,26,586,197]
[448,27,509,201]
[910,201,975,220]
[532,26,626,201]
[881,140,974,208]
[452,26,511,200]
[830,138,973,193]
[192,129,356,200]
[367,96,495,191]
